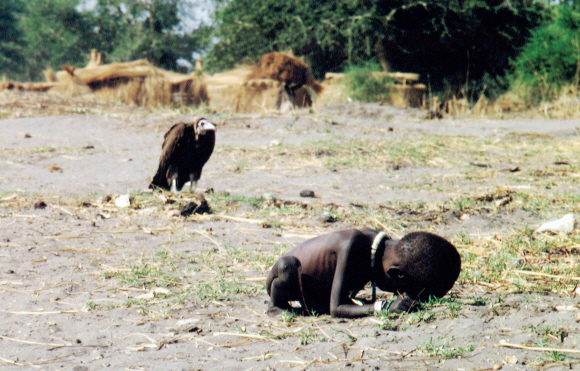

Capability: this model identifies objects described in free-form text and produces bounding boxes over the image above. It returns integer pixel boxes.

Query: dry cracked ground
[3,91,580,370]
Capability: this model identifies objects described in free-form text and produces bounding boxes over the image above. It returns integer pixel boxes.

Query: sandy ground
[2,99,580,370]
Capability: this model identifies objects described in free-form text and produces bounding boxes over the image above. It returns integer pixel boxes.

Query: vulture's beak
[198,119,216,134]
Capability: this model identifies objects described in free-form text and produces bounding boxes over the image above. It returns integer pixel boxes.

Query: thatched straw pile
[55,52,208,107]
[0,75,56,92]
[1,50,208,108]
[205,52,323,113]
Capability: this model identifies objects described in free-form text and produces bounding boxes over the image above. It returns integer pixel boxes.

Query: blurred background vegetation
[2,0,580,107]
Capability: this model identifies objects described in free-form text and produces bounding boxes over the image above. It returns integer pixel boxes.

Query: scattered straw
[191,229,224,252]
[5,310,81,315]
[213,332,280,344]
[513,270,580,281]
[497,341,580,354]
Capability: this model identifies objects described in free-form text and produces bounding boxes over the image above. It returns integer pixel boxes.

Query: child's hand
[389,294,415,313]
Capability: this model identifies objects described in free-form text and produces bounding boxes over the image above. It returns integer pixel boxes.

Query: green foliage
[512,5,580,104]
[3,0,210,80]
[20,0,96,80]
[207,0,546,97]
[344,63,394,103]
[91,0,210,71]
[0,0,25,79]
[380,0,545,96]
[206,0,397,78]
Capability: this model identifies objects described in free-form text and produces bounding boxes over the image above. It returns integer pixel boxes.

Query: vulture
[150,118,216,192]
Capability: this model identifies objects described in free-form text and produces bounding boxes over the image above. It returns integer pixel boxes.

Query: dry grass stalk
[497,342,580,354]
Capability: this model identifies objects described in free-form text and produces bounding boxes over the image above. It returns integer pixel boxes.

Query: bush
[511,5,580,104]
[344,63,394,103]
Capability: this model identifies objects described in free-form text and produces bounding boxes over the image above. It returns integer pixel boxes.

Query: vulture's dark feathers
[150,118,216,192]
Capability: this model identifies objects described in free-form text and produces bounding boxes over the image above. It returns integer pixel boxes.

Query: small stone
[168,318,201,334]
[167,210,180,217]
[510,258,524,268]
[34,200,47,209]
[505,356,517,364]
[24,133,32,138]
[319,215,336,223]
[299,190,316,198]
[180,198,211,216]
[492,364,502,370]
[262,193,275,201]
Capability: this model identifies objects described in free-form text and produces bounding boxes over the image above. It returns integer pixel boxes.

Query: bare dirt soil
[2,93,580,370]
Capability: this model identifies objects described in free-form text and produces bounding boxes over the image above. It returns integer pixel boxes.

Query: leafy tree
[14,0,210,80]
[206,0,546,96]
[90,0,211,71]
[20,0,95,80]
[206,0,395,79]
[0,0,25,79]
[379,0,546,95]
[512,5,580,103]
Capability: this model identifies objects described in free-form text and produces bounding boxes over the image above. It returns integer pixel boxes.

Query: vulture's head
[196,118,216,137]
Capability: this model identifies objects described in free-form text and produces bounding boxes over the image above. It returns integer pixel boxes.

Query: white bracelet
[374,301,383,314]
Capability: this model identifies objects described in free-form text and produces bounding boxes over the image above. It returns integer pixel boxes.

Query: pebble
[319,215,336,223]
[300,190,316,198]
[180,199,211,216]
[262,193,275,201]
[510,258,524,268]
[167,209,181,217]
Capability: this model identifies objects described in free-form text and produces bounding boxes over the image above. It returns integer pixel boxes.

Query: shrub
[511,5,580,104]
[344,63,394,103]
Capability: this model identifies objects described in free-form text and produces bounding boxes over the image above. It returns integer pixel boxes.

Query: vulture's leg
[188,173,198,193]
[170,177,178,193]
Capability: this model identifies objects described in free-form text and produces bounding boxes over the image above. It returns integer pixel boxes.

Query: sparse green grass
[212,133,580,192]
[100,245,273,315]
[541,351,571,363]
[0,145,84,159]
[525,324,569,341]
[298,328,314,345]
[6,112,580,361]
[416,337,474,358]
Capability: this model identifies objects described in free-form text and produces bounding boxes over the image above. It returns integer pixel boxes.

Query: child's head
[377,232,461,300]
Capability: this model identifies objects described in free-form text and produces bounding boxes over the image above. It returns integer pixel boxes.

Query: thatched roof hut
[53,55,208,107]
[1,50,208,108]
[205,52,323,113]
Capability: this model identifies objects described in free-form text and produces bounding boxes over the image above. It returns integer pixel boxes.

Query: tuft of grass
[416,337,474,358]
[298,329,314,345]
[377,318,399,331]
